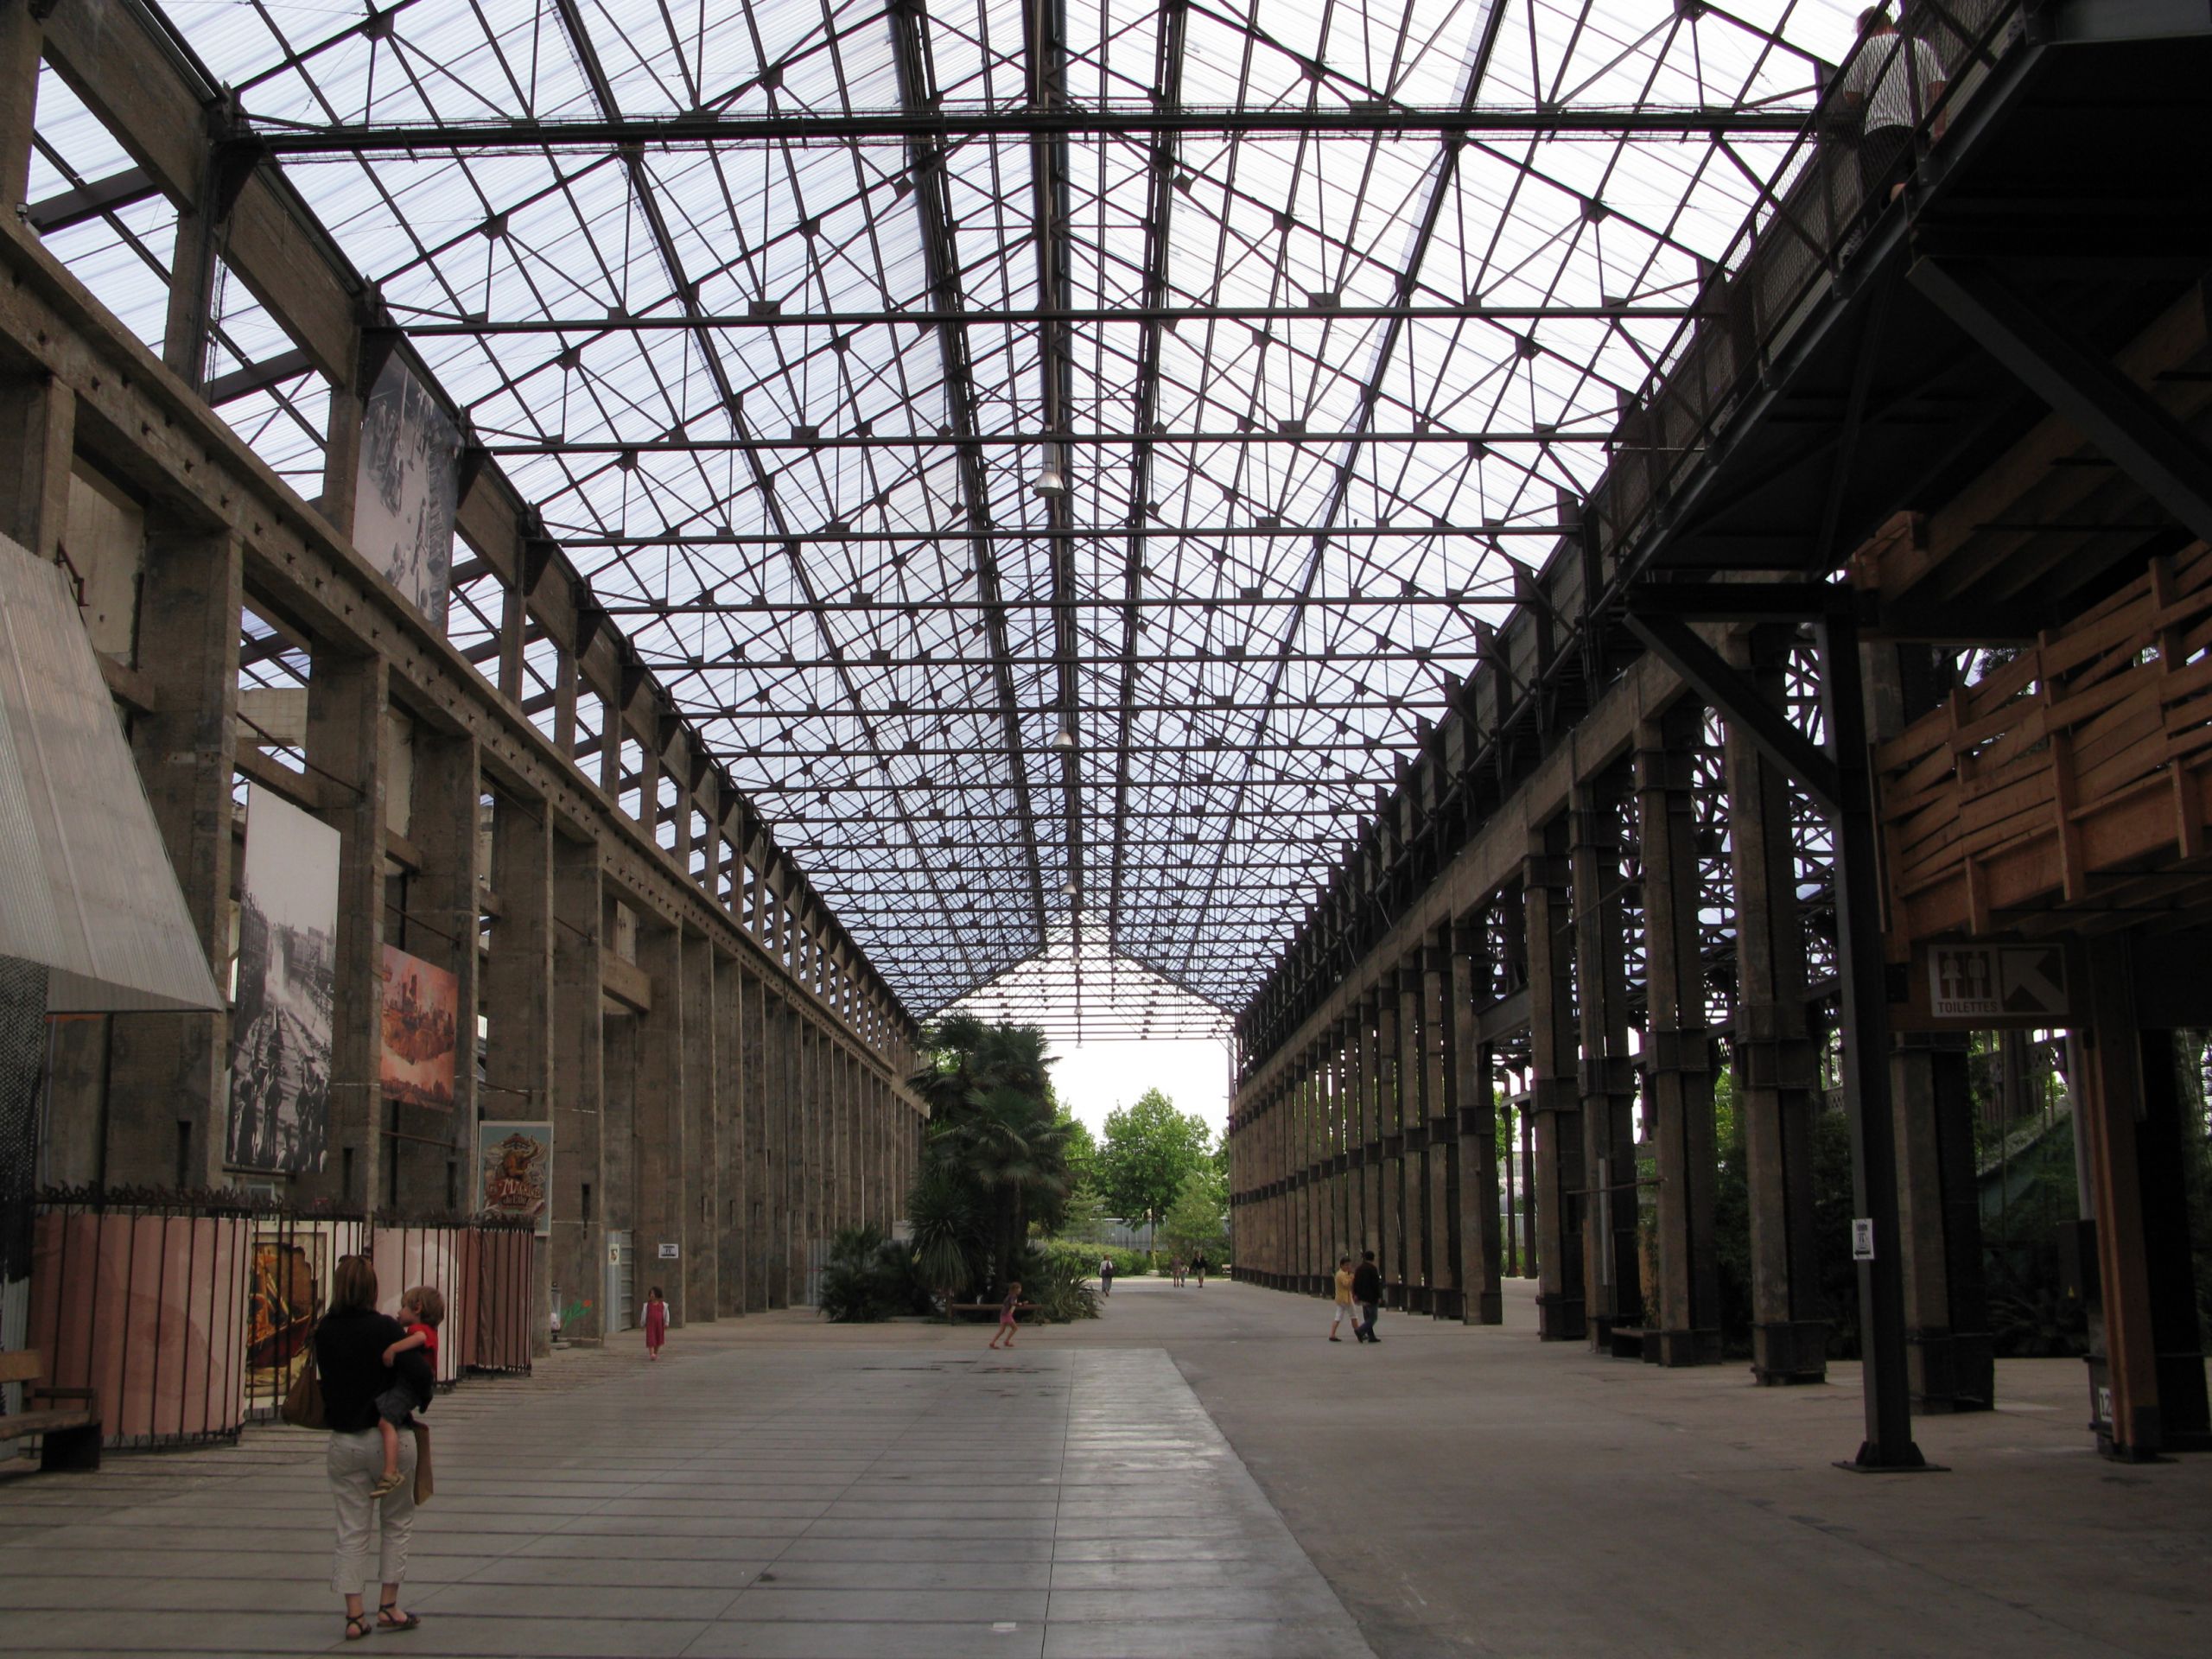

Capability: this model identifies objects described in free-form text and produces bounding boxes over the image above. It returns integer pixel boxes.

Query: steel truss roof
[127,0,1867,1035]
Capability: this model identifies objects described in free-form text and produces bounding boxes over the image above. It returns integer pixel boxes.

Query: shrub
[1018,1244,1100,1323]
[817,1224,924,1322]
[1035,1239,1149,1280]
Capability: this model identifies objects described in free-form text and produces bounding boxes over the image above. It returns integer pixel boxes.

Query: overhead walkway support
[1230,0,2212,1465]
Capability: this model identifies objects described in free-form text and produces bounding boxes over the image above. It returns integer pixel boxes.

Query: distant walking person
[1329,1256,1355,1342]
[1842,8,1947,212]
[644,1287,669,1361]
[1351,1250,1382,1344]
[988,1281,1025,1350]
[1192,1253,1208,1288]
[1099,1256,1116,1298]
[1171,1256,1186,1288]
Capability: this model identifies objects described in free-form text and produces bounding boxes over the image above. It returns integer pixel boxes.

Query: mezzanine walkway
[3,1277,2209,1657]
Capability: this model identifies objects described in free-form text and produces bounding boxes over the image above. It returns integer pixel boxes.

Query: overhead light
[1063,881,1082,898]
[1051,727,1078,751]
[1032,467,1069,498]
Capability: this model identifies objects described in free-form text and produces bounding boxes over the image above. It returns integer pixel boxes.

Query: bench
[0,1351,101,1471]
[946,1302,1037,1323]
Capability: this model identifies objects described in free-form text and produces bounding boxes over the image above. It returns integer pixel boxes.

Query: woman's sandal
[345,1612,374,1641]
[378,1602,421,1632]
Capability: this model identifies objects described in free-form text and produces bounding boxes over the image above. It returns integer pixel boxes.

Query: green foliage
[906,1161,984,1298]
[1060,1112,1100,1192]
[1099,1088,1216,1224]
[1033,1237,1149,1279]
[1017,1243,1100,1323]
[1161,1162,1229,1257]
[817,1224,924,1323]
[910,1018,1071,1281]
[1057,1179,1108,1244]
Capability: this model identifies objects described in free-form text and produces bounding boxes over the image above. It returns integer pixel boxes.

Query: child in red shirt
[644,1287,669,1360]
[369,1285,442,1498]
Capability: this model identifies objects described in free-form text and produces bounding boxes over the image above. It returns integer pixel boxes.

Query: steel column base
[1651,1327,1724,1367]
[1751,1320,1831,1385]
[1536,1293,1586,1341]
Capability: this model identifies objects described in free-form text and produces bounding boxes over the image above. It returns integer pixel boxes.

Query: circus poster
[478,1122,551,1236]
[245,1227,327,1410]
[353,353,458,625]
[226,788,339,1174]
[379,944,458,1110]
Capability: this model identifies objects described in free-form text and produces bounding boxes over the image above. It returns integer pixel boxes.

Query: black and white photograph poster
[226,786,340,1174]
[353,353,460,626]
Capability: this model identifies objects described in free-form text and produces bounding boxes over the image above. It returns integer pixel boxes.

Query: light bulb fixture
[1051,727,1078,751]
[1063,880,1082,898]
[1032,466,1069,498]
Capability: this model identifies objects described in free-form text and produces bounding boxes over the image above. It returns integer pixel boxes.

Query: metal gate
[603,1230,634,1332]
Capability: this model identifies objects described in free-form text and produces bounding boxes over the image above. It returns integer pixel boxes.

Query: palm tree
[910,1020,1069,1281]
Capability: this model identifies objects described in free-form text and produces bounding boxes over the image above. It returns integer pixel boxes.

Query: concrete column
[163,176,224,393]
[1353,992,1379,1262]
[1,0,40,211]
[1421,938,1452,1314]
[1637,705,1721,1366]
[320,355,365,544]
[300,650,387,1207]
[682,928,715,1320]
[1452,914,1502,1324]
[1891,1035,1993,1409]
[78,528,241,1188]
[1571,770,1641,1351]
[0,372,75,563]
[547,832,601,1337]
[632,919,686,1323]
[394,731,480,1213]
[715,950,745,1316]
[741,970,770,1312]
[1526,819,1586,1340]
[1723,633,1828,1382]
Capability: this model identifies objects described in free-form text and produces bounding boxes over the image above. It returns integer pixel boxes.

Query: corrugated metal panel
[0,534,224,1013]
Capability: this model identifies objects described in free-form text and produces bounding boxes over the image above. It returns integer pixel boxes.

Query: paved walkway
[3,1274,2209,1657]
[0,1297,1371,1658]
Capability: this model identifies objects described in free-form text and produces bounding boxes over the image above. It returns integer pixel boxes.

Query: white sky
[1049,1037,1235,1143]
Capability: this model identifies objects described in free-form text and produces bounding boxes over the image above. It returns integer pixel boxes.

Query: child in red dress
[987,1281,1024,1351]
[644,1287,669,1360]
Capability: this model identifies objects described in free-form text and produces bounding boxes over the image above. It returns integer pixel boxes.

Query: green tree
[1059,1109,1100,1192]
[1058,1179,1107,1244]
[908,1018,1070,1284]
[1099,1088,1214,1227]
[1161,1163,1229,1258]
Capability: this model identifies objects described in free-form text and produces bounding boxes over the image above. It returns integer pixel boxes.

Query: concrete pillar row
[92,526,245,1191]
[1569,770,1641,1352]
[1525,819,1586,1341]
[1420,935,1453,1314]
[1452,912,1503,1325]
[1721,633,1829,1384]
[549,830,602,1338]
[391,731,481,1213]
[1636,704,1722,1366]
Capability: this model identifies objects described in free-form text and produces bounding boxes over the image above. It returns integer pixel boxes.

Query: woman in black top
[314,1255,421,1640]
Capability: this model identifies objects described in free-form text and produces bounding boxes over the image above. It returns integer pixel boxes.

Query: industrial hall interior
[1,1,2209,1657]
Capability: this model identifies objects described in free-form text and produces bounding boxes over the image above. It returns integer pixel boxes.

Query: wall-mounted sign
[1851,1218,1876,1262]
[658,1243,680,1260]
[1894,939,2078,1030]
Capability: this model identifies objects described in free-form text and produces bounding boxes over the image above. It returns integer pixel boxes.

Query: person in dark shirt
[313,1255,422,1640]
[1351,1250,1383,1344]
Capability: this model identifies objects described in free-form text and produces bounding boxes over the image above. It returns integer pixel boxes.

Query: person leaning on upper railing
[1841,6,1949,212]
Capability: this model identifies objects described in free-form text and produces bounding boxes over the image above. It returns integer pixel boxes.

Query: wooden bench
[946,1301,1037,1323]
[0,1351,101,1471]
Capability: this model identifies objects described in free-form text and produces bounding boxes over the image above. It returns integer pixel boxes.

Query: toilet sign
[1852,1219,1876,1262]
[1908,940,2076,1027]
[658,1243,680,1260]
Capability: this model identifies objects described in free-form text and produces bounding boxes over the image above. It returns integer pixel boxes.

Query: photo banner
[379,944,457,1109]
[226,787,340,1173]
[478,1121,551,1236]
[353,353,459,626]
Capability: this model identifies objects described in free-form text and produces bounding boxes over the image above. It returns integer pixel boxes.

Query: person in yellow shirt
[1329,1256,1355,1342]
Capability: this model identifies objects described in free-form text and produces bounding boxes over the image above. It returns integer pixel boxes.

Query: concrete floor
[1,1275,2206,1657]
